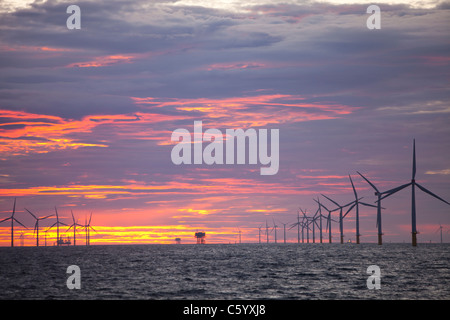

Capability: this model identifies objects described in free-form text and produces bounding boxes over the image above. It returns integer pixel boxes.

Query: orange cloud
[0,110,185,156]
[66,54,136,68]
[131,94,356,128]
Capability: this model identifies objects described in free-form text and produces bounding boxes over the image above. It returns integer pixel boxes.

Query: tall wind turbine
[289,209,305,243]
[265,220,271,243]
[237,228,242,244]
[321,194,355,244]
[272,218,278,244]
[435,224,444,244]
[81,212,96,245]
[314,197,325,243]
[314,198,337,243]
[310,208,321,243]
[47,207,67,246]
[66,210,82,246]
[378,139,450,246]
[278,220,289,244]
[0,198,27,247]
[343,175,378,244]
[25,208,52,247]
[300,208,313,243]
[257,225,262,244]
[357,171,392,245]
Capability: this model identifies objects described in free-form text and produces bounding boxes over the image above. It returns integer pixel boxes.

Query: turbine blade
[343,203,356,219]
[46,222,57,231]
[359,202,378,208]
[13,218,27,229]
[357,171,379,193]
[40,215,53,220]
[71,210,76,224]
[379,182,412,200]
[88,212,93,225]
[0,217,12,224]
[343,199,357,208]
[317,201,330,212]
[349,174,357,199]
[289,222,299,230]
[12,198,16,218]
[416,183,450,206]
[25,208,37,220]
[321,194,340,207]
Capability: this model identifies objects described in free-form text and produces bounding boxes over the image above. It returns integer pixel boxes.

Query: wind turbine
[272,218,278,243]
[378,139,450,246]
[278,220,289,244]
[257,225,263,244]
[66,210,82,246]
[300,208,313,243]
[435,224,444,244]
[314,198,338,243]
[313,198,324,243]
[81,212,96,245]
[0,198,27,247]
[289,209,304,243]
[46,207,67,246]
[310,208,322,243]
[25,208,52,247]
[357,171,392,245]
[265,220,271,243]
[343,175,378,244]
[321,194,356,244]
[235,228,241,244]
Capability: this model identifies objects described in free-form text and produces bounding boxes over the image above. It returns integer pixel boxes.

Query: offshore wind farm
[1,140,448,247]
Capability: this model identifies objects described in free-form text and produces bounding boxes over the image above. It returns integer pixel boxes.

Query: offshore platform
[195,232,206,244]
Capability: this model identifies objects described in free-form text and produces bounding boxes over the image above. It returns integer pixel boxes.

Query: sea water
[0,243,449,299]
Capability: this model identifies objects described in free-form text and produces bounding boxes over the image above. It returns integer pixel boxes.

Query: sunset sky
[1,0,449,246]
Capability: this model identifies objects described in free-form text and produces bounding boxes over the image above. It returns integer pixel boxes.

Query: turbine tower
[379,140,450,246]
[279,220,289,244]
[435,224,444,244]
[0,198,27,247]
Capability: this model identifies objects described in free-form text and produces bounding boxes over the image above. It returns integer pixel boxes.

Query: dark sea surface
[0,243,449,300]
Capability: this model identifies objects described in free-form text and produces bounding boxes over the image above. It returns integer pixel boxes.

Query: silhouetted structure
[175,237,181,244]
[195,232,206,244]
